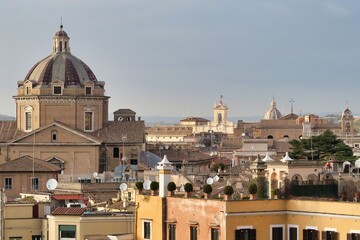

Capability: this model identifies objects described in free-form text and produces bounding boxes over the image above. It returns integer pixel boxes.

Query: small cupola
[52,25,70,53]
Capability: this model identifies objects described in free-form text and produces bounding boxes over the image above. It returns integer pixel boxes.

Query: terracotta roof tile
[0,155,61,172]
[0,121,23,142]
[89,121,145,143]
[52,207,86,215]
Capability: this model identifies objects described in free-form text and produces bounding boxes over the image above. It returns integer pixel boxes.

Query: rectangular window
[32,235,42,240]
[84,112,93,131]
[211,228,219,240]
[9,238,22,240]
[190,226,197,240]
[5,178,12,190]
[169,224,176,240]
[322,231,338,240]
[272,227,283,240]
[347,233,360,240]
[31,178,39,190]
[53,86,62,95]
[25,112,32,131]
[303,229,318,240]
[235,229,256,240]
[143,221,151,239]
[85,87,92,95]
[59,225,76,240]
[289,227,298,240]
[26,87,30,95]
[113,147,119,158]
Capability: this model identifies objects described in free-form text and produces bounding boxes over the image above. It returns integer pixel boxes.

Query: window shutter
[235,229,240,240]
[321,231,326,240]
[313,230,319,240]
[333,232,339,240]
[347,233,352,240]
[250,229,256,240]
[303,230,308,240]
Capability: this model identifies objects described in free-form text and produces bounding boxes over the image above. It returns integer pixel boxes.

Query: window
[169,224,176,240]
[25,112,32,131]
[235,228,256,240]
[84,112,93,131]
[53,86,62,95]
[26,87,31,95]
[31,178,39,190]
[289,226,298,240]
[59,225,76,240]
[9,237,22,240]
[347,233,360,240]
[32,236,42,240]
[271,226,284,240]
[211,228,219,240]
[51,130,58,142]
[190,226,197,240]
[5,178,12,189]
[322,231,338,240]
[85,87,92,95]
[303,229,318,240]
[143,221,151,239]
[113,147,119,158]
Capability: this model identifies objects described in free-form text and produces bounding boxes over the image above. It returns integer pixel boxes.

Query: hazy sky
[0,1,359,120]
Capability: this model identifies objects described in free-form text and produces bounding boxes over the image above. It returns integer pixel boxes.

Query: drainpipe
[162,197,167,240]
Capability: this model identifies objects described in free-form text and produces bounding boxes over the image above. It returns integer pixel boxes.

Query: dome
[23,26,98,86]
[264,98,282,120]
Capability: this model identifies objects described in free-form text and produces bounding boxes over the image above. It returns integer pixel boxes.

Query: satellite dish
[206,177,214,185]
[143,180,151,190]
[120,182,128,192]
[93,172,98,178]
[46,178,58,191]
[213,175,220,182]
[164,145,169,150]
[179,184,185,192]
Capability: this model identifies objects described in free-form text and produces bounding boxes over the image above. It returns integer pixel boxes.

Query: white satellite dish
[93,172,98,178]
[213,175,220,182]
[120,182,128,192]
[206,177,214,185]
[143,180,151,190]
[179,184,185,192]
[46,178,58,191]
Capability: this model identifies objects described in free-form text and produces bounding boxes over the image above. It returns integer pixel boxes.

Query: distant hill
[0,114,15,121]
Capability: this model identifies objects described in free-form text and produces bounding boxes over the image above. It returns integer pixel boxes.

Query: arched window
[59,41,62,51]
[218,113,222,123]
[51,130,58,143]
[24,106,33,132]
[267,135,274,139]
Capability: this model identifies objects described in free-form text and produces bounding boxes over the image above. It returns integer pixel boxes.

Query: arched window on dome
[64,41,67,51]
[59,41,62,52]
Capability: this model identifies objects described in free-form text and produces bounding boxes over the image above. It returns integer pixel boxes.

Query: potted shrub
[136,181,144,194]
[248,182,257,200]
[150,181,159,196]
[224,185,234,201]
[184,183,193,197]
[272,188,279,199]
[203,184,213,199]
[167,182,177,196]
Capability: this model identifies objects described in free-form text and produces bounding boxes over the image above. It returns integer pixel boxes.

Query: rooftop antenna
[289,98,295,115]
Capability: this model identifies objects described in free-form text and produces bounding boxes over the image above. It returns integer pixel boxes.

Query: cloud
[325,2,351,17]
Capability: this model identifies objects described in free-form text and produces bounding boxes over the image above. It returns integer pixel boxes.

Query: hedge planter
[167,182,176,196]
[184,183,193,198]
[224,186,234,201]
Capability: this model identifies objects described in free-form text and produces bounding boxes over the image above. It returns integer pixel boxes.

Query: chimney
[157,155,173,197]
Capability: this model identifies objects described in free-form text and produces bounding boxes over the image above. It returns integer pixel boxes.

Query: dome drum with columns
[14,26,109,132]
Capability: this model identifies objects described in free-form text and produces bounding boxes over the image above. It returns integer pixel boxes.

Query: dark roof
[113,109,136,115]
[150,149,216,163]
[0,155,61,172]
[89,121,145,143]
[0,121,24,143]
[180,116,209,122]
[280,113,299,120]
[52,207,86,216]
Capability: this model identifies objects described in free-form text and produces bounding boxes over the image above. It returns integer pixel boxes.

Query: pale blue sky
[0,1,359,120]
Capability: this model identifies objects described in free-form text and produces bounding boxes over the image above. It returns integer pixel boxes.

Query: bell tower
[213,95,228,125]
[341,106,354,136]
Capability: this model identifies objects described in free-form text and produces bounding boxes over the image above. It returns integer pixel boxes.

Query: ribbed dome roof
[264,98,282,120]
[24,26,98,86]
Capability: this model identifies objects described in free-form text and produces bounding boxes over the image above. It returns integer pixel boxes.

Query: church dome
[264,98,282,120]
[23,25,98,86]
